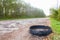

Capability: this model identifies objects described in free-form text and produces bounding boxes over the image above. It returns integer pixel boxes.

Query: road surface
[0,18,51,40]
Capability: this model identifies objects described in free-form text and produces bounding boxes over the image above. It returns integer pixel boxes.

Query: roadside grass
[50,18,60,40]
[0,17,45,21]
[50,18,60,34]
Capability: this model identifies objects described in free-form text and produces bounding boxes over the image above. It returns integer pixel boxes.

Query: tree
[50,8,58,19]
[0,0,46,19]
[0,0,23,18]
[50,7,60,21]
[24,6,46,18]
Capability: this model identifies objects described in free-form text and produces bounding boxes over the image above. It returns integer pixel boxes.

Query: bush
[50,7,60,21]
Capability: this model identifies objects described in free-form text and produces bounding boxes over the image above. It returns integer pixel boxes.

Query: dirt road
[0,18,50,40]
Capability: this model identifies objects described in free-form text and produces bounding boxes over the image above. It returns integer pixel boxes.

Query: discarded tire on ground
[29,25,53,37]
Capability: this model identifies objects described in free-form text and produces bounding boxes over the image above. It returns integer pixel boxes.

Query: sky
[23,0,60,16]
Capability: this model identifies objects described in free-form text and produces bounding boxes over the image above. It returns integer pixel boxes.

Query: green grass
[50,18,60,34]
[0,17,46,21]
[50,18,60,40]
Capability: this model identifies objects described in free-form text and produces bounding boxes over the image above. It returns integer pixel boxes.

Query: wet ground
[0,18,51,40]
